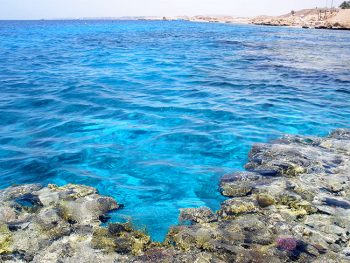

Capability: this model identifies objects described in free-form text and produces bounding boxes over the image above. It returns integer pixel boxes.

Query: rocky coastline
[1,128,350,262]
[61,8,350,31]
[146,8,350,30]
[250,9,350,30]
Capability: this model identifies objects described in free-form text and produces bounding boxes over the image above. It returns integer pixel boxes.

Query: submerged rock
[0,128,350,262]
[179,207,217,224]
[219,171,266,197]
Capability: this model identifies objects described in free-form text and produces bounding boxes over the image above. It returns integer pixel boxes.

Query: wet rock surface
[1,129,350,262]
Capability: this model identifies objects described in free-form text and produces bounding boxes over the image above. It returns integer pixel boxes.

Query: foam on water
[0,20,349,240]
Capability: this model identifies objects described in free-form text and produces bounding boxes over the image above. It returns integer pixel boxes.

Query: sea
[0,20,349,241]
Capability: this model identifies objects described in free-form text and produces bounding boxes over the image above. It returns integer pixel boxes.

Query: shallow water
[0,20,349,241]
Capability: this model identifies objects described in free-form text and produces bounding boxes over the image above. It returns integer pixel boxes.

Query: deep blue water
[0,20,350,241]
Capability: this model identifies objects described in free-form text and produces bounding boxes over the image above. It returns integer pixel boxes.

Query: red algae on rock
[276,237,298,251]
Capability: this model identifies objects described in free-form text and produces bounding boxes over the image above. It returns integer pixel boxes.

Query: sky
[0,0,345,20]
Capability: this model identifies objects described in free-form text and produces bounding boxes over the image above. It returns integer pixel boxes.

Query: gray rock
[219,171,265,197]
[328,128,350,140]
[179,207,217,223]
[1,129,350,262]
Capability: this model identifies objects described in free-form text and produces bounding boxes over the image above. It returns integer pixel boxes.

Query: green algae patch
[292,186,316,202]
[91,228,116,253]
[256,194,275,208]
[284,165,307,177]
[113,224,151,255]
[164,226,194,251]
[278,193,298,206]
[0,224,12,254]
[220,183,252,197]
[57,201,75,223]
[290,200,317,216]
[194,228,216,251]
[90,223,152,256]
[37,221,71,241]
[223,202,258,217]
[130,232,151,255]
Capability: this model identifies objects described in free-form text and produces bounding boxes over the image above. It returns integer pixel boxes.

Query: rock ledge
[1,129,350,262]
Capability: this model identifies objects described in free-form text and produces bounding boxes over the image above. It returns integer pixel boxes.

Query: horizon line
[0,7,340,21]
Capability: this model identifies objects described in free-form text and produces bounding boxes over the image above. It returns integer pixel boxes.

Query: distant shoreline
[1,8,350,31]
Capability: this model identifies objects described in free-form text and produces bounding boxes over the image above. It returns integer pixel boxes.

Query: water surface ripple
[0,20,350,240]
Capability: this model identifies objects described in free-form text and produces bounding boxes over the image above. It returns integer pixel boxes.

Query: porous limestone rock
[1,128,350,262]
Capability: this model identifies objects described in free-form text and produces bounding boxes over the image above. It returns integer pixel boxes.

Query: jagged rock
[219,198,258,217]
[179,207,217,223]
[1,128,350,262]
[329,129,350,140]
[219,171,267,197]
[0,184,131,262]
[256,193,275,207]
[245,143,317,176]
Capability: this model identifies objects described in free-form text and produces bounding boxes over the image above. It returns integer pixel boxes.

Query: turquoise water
[0,20,350,241]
